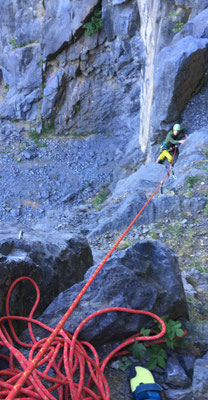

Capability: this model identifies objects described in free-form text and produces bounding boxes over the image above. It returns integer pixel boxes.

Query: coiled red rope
[1,152,176,399]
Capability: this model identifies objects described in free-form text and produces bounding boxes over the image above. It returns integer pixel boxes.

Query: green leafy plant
[83,9,103,36]
[128,342,147,360]
[163,319,184,348]
[125,319,185,371]
[147,345,167,370]
[118,356,133,371]
[172,22,184,34]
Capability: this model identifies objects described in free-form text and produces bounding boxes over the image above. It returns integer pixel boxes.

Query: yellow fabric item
[158,150,173,163]
[130,366,155,393]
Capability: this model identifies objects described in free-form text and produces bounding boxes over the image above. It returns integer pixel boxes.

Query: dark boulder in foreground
[0,229,93,324]
[38,240,188,343]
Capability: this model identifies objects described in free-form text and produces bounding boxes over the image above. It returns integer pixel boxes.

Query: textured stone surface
[165,356,191,388]
[192,352,208,399]
[42,0,98,60]
[0,44,42,119]
[0,0,207,149]
[0,230,93,324]
[150,36,208,144]
[0,0,142,138]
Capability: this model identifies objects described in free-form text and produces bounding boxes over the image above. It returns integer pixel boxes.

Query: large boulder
[37,240,188,343]
[0,229,93,324]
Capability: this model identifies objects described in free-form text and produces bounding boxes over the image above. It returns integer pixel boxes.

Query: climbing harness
[1,149,179,400]
[159,141,168,152]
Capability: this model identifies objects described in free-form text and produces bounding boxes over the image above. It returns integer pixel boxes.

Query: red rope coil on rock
[0,277,166,400]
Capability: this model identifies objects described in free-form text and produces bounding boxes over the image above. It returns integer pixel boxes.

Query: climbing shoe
[129,364,165,400]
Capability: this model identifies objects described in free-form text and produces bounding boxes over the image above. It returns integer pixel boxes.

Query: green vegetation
[119,319,184,371]
[74,103,81,113]
[166,221,183,236]
[42,123,55,136]
[40,59,46,66]
[185,189,193,198]
[28,130,48,148]
[19,42,28,48]
[172,22,184,34]
[29,130,40,140]
[71,131,93,138]
[83,9,103,36]
[186,175,201,189]
[9,38,33,49]
[117,239,132,250]
[204,202,208,216]
[92,184,111,210]
[190,260,206,273]
[28,123,55,144]
[204,149,208,158]
[149,228,158,240]
[9,38,17,48]
[169,12,178,18]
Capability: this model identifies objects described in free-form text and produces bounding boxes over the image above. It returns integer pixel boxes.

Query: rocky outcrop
[42,0,98,60]
[37,240,188,343]
[0,44,42,120]
[0,0,207,153]
[169,128,208,188]
[0,0,142,139]
[148,8,208,150]
[87,127,207,236]
[0,230,93,324]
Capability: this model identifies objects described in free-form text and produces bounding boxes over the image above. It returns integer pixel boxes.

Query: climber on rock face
[156,123,188,164]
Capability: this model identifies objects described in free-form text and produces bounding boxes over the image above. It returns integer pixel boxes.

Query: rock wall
[0,0,142,139]
[137,0,208,155]
[0,0,207,153]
